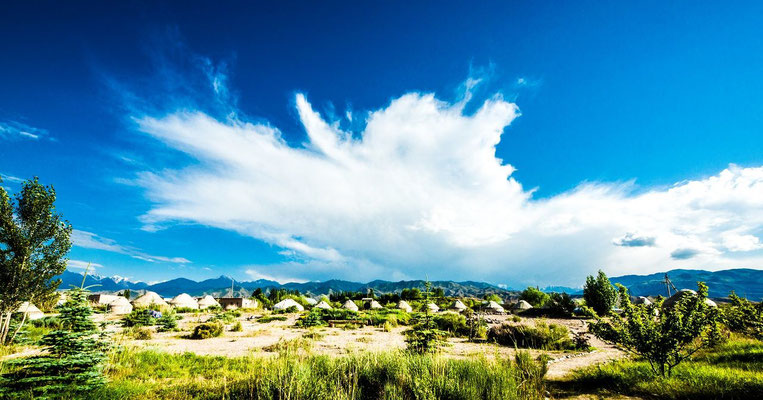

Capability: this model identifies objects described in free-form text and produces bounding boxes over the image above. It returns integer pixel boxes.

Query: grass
[557,335,763,399]
[84,347,548,400]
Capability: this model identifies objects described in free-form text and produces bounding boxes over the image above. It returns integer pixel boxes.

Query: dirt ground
[91,311,624,379]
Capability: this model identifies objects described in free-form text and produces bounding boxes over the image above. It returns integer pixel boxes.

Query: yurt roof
[315,301,332,310]
[662,289,717,309]
[488,301,505,312]
[453,300,467,310]
[343,300,359,311]
[634,296,652,305]
[197,295,220,307]
[397,300,413,311]
[304,297,318,305]
[170,293,199,307]
[16,302,42,314]
[514,300,533,310]
[273,298,305,311]
[370,300,384,309]
[108,296,131,306]
[132,291,169,307]
[427,303,439,312]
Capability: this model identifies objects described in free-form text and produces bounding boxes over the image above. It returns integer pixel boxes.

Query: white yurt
[131,291,169,308]
[633,296,652,306]
[487,301,505,313]
[303,297,318,306]
[315,300,332,310]
[426,303,440,313]
[453,300,468,311]
[273,298,305,312]
[397,300,413,312]
[343,299,359,312]
[662,289,717,309]
[369,300,384,309]
[16,302,44,320]
[108,297,133,315]
[170,293,199,309]
[513,300,533,310]
[197,295,220,309]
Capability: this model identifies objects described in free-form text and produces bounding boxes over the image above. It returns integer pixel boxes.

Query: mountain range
[56,268,763,300]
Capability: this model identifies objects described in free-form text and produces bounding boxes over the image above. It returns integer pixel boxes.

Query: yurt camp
[169,293,199,309]
[131,291,169,308]
[272,298,304,311]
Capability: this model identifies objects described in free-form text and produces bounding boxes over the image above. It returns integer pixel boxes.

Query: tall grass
[90,347,547,400]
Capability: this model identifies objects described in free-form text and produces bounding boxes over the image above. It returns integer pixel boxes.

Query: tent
[108,297,133,315]
[273,298,305,312]
[304,297,318,306]
[197,295,220,309]
[633,296,652,306]
[170,293,199,309]
[453,300,468,311]
[513,300,533,310]
[487,301,506,313]
[369,300,384,309]
[397,300,413,312]
[131,291,169,308]
[426,303,440,313]
[343,300,359,312]
[662,289,717,309]
[89,294,119,305]
[16,302,44,320]
[315,301,332,310]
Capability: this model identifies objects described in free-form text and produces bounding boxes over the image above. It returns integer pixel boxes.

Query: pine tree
[0,288,109,398]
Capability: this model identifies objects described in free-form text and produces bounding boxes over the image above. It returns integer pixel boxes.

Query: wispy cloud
[72,229,191,264]
[0,120,49,141]
[124,69,763,286]
[0,174,24,184]
[67,259,104,270]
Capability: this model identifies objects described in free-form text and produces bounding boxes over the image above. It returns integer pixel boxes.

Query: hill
[611,268,763,300]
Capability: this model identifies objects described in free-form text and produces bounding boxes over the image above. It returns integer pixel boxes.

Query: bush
[211,310,241,323]
[722,292,763,340]
[488,321,573,350]
[258,315,288,323]
[519,287,549,308]
[433,313,469,337]
[583,270,617,316]
[190,322,223,339]
[128,327,153,340]
[156,312,179,332]
[230,321,243,332]
[122,309,156,327]
[512,315,521,323]
[547,292,576,317]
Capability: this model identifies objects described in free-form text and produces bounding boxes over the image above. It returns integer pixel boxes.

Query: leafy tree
[583,270,617,316]
[547,292,576,316]
[0,287,109,397]
[432,287,445,298]
[483,293,503,303]
[519,287,549,308]
[721,291,763,339]
[400,288,422,300]
[0,177,72,344]
[405,281,445,353]
[589,282,721,377]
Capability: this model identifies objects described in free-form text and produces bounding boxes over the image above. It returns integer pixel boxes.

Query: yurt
[197,295,220,309]
[315,300,332,310]
[453,300,468,311]
[662,289,717,309]
[273,298,305,311]
[89,294,119,305]
[304,297,318,306]
[397,300,413,312]
[131,291,169,308]
[633,296,652,306]
[343,299,359,312]
[108,297,133,315]
[426,303,440,313]
[16,302,44,320]
[369,300,384,309]
[513,300,533,311]
[487,301,506,313]
[170,293,199,309]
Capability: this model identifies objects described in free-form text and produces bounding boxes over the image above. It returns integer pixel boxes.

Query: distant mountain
[57,270,148,292]
[611,268,763,300]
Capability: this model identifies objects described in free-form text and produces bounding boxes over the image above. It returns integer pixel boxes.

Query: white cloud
[244,268,308,284]
[67,260,104,270]
[0,120,48,141]
[72,229,191,264]
[130,89,763,286]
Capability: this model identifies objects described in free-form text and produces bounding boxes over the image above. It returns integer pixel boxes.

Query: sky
[1,1,762,288]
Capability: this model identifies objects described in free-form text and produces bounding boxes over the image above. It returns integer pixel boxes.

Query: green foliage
[190,322,223,339]
[0,288,109,397]
[210,310,241,323]
[488,321,574,350]
[433,313,469,337]
[122,308,156,327]
[91,348,549,399]
[0,177,72,344]
[589,282,722,377]
[258,315,287,323]
[721,292,763,340]
[405,281,446,353]
[512,315,521,323]
[519,287,548,308]
[230,321,243,332]
[127,326,153,340]
[583,270,617,316]
[400,287,423,300]
[156,312,179,332]
[547,292,576,317]
[296,309,329,327]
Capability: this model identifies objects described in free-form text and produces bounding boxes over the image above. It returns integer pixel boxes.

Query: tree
[405,281,445,353]
[0,177,72,344]
[721,291,763,340]
[589,282,721,377]
[583,270,617,316]
[432,287,445,298]
[401,288,422,300]
[547,292,576,316]
[0,287,109,397]
[519,287,549,308]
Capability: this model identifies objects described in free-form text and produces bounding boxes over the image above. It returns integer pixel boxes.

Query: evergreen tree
[583,270,617,316]
[0,287,109,398]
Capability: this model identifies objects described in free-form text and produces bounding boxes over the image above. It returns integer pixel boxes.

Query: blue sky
[1,1,762,287]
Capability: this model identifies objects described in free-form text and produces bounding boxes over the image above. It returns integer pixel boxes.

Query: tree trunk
[9,308,29,344]
[0,312,9,344]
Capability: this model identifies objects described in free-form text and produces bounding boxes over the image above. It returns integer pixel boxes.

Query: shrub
[190,322,223,339]
[122,309,156,327]
[128,327,153,340]
[583,270,617,316]
[512,315,522,323]
[258,315,287,323]
[488,321,573,350]
[547,292,576,317]
[382,321,393,332]
[211,310,241,323]
[156,312,179,332]
[433,313,469,337]
[230,321,243,332]
[519,287,549,308]
[590,282,722,377]
[296,310,328,327]
[721,292,763,340]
